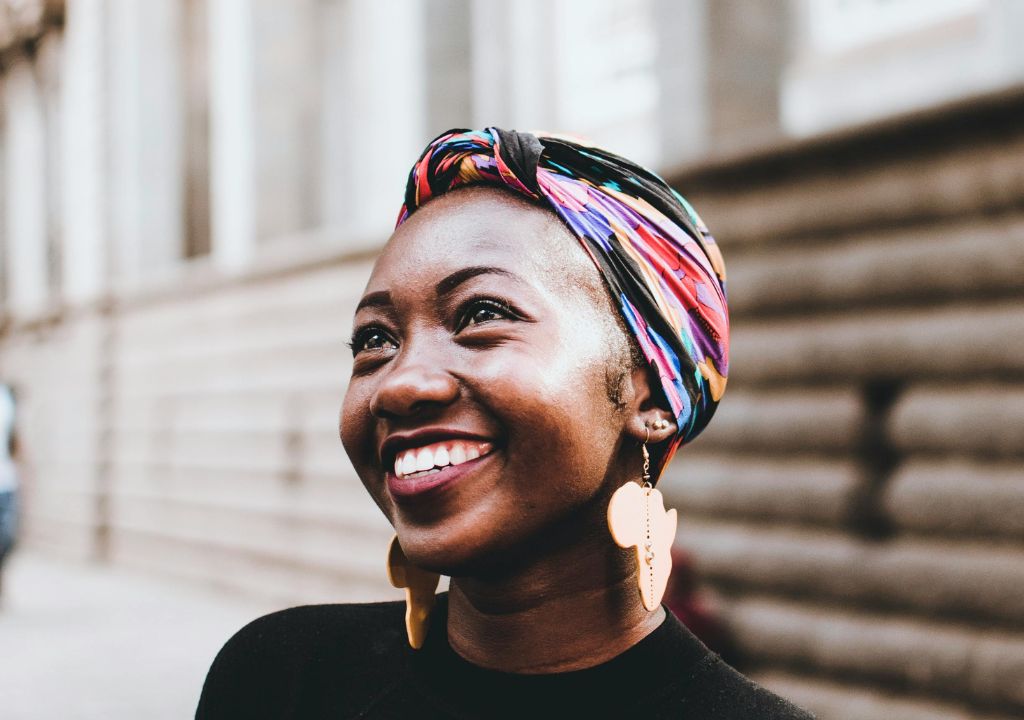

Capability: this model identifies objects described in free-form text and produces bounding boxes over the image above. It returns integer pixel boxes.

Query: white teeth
[434,445,450,467]
[392,439,495,478]
[449,443,466,465]
[415,447,434,472]
[395,451,416,478]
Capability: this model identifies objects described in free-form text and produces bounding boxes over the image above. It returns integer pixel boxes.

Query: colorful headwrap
[396,128,729,480]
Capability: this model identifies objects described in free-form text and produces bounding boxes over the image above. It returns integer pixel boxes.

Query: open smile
[386,439,498,501]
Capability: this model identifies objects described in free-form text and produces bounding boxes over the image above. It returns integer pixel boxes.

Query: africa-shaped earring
[607,426,678,611]
[386,534,440,649]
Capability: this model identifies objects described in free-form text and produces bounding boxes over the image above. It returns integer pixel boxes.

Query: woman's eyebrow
[435,266,522,297]
[355,290,391,313]
[355,267,522,313]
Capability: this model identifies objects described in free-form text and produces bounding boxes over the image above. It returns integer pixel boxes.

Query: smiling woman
[195,129,814,719]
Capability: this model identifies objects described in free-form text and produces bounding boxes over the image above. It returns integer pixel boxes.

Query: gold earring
[607,426,678,611]
[386,534,440,649]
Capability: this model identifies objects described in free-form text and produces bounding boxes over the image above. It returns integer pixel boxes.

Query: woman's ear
[625,364,676,443]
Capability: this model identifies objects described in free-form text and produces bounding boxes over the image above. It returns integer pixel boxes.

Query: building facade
[1,1,1023,718]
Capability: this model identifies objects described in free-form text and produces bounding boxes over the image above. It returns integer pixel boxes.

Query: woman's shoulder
[195,600,409,719]
[208,599,408,670]
[684,653,816,719]
[224,599,406,646]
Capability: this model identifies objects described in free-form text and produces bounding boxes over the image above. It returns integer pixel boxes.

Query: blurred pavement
[0,552,277,720]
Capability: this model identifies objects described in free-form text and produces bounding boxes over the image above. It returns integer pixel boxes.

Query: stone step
[660,454,859,527]
[109,525,397,607]
[115,337,350,393]
[22,487,100,527]
[116,260,372,351]
[108,426,352,478]
[726,215,1024,317]
[754,672,1016,720]
[731,301,1024,384]
[111,483,383,533]
[883,459,1024,541]
[110,428,292,474]
[115,305,352,369]
[690,388,863,454]
[109,494,393,588]
[115,358,347,397]
[684,127,1024,244]
[302,430,354,476]
[108,461,351,497]
[663,453,1024,540]
[19,512,97,561]
[890,385,1024,458]
[110,384,346,435]
[677,520,1024,625]
[726,597,1024,713]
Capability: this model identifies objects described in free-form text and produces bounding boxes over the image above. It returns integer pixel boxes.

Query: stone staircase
[659,88,1024,719]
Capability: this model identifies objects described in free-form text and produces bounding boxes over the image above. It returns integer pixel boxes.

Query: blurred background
[0,0,1022,718]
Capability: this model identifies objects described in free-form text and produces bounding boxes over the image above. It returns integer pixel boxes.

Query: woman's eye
[350,328,397,355]
[458,299,514,331]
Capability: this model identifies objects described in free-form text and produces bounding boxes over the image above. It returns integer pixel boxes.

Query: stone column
[182,0,211,259]
[423,0,473,137]
[107,0,185,281]
[653,0,711,169]
[208,0,255,271]
[252,0,321,242]
[61,0,109,303]
[989,0,1024,83]
[321,0,426,240]
[705,0,788,154]
[469,0,556,131]
[318,0,349,235]
[3,58,49,314]
[209,0,323,271]
[37,33,63,299]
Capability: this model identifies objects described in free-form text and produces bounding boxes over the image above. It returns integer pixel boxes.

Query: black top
[196,593,813,719]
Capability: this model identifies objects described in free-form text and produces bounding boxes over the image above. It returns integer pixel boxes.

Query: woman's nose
[369,339,459,420]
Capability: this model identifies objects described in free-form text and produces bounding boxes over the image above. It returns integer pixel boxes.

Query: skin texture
[340,187,677,672]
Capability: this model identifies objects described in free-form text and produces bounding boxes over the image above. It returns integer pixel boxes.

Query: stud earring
[386,534,440,649]
[606,426,678,611]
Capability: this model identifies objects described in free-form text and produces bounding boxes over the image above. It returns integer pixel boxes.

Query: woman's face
[340,187,637,575]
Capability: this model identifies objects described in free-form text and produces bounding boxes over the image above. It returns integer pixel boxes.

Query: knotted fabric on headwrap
[396,128,729,480]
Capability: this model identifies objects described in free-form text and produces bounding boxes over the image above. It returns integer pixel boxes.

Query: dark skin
[340,187,677,673]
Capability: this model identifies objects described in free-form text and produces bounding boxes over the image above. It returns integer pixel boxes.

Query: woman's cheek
[340,380,375,473]
[484,355,609,488]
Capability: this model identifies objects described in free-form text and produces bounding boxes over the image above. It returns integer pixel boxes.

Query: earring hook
[641,426,652,488]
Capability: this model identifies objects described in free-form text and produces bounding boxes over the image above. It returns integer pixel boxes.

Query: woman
[0,383,20,604]
[196,129,813,719]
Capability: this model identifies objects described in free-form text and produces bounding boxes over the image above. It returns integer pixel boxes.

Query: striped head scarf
[396,128,729,480]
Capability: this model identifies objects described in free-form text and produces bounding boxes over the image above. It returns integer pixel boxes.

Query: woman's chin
[400,548,474,578]
[394,523,503,577]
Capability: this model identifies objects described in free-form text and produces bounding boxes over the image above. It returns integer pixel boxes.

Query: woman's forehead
[367,188,600,297]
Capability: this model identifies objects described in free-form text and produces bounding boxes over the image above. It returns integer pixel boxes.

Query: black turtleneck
[196,592,814,719]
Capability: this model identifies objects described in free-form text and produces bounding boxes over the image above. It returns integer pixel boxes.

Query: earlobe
[626,366,676,443]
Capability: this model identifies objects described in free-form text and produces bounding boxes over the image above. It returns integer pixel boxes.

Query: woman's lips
[386,442,497,501]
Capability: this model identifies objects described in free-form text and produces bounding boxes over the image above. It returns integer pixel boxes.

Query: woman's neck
[445,537,665,673]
